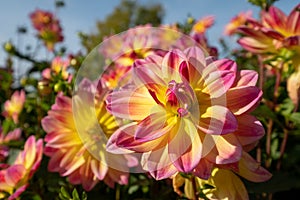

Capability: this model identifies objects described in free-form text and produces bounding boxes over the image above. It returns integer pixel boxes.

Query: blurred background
[0,0,296,65]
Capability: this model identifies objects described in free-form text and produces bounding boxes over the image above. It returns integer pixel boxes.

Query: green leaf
[290,112,300,125]
[202,183,215,190]
[128,185,139,194]
[59,187,71,199]
[72,188,80,200]
[179,172,192,179]
[278,98,294,118]
[252,104,282,127]
[81,192,87,200]
[271,138,280,160]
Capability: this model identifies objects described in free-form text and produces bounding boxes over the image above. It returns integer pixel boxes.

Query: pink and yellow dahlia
[237,4,300,54]
[173,151,271,200]
[0,136,43,200]
[30,9,63,51]
[106,46,267,180]
[42,56,71,80]
[101,25,158,68]
[0,128,21,162]
[192,16,215,34]
[173,168,248,200]
[42,89,135,191]
[2,90,25,124]
[224,11,252,36]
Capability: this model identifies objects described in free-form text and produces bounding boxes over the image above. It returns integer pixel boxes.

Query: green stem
[191,176,198,200]
[265,65,283,168]
[276,128,289,170]
[115,184,120,200]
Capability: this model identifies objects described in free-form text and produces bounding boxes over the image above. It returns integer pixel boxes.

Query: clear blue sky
[0,0,297,66]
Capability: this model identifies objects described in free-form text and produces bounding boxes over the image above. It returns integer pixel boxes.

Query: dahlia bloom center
[164,80,195,117]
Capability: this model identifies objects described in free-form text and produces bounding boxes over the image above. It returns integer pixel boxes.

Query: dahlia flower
[192,16,215,34]
[224,11,252,35]
[30,9,63,51]
[173,151,271,200]
[0,136,43,200]
[100,25,158,67]
[2,90,25,124]
[237,4,300,55]
[42,85,136,190]
[106,46,266,180]
[173,168,247,200]
[0,128,21,162]
[42,56,70,80]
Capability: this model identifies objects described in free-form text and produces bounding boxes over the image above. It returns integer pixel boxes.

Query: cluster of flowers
[0,91,43,199]
[226,3,300,109]
[1,3,299,200]
[41,25,271,200]
[30,9,64,51]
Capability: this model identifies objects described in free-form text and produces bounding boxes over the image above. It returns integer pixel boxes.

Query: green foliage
[247,0,279,10]
[79,0,164,51]
[59,187,87,200]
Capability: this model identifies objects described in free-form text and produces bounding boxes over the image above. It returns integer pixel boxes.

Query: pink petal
[6,165,26,186]
[261,28,284,40]
[47,150,65,172]
[168,119,202,172]
[90,159,108,180]
[201,61,236,97]
[262,6,287,30]
[79,163,98,191]
[198,105,238,135]
[52,94,72,111]
[106,123,167,153]
[179,59,204,88]
[45,131,79,148]
[41,116,60,133]
[67,170,82,185]
[287,4,300,34]
[213,59,237,72]
[226,86,262,115]
[184,46,206,67]
[5,128,21,142]
[106,168,129,185]
[61,153,85,176]
[237,36,275,53]
[234,114,265,147]
[30,139,43,174]
[162,49,186,82]
[284,35,300,48]
[234,70,258,87]
[42,68,51,79]
[141,146,177,180]
[134,109,170,142]
[106,87,157,121]
[193,159,214,179]
[236,152,272,182]
[216,134,242,164]
[8,184,28,200]
[179,61,190,82]
[203,134,242,164]
[133,59,166,98]
[22,136,36,169]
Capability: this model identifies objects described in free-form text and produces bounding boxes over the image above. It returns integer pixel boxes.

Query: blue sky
[0,0,297,66]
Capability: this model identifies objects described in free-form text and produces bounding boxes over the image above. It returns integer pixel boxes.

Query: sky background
[0,0,298,67]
